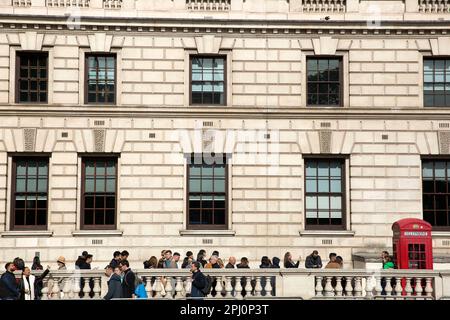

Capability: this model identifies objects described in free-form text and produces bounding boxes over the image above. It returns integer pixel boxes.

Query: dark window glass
[305,159,345,229]
[191,57,225,105]
[12,158,48,230]
[424,59,450,107]
[82,158,117,229]
[422,160,450,229]
[307,57,342,106]
[187,154,227,229]
[86,54,116,104]
[16,52,48,103]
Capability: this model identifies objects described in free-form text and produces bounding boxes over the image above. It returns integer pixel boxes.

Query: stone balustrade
[46,0,90,7]
[301,0,346,13]
[4,268,449,300]
[418,0,450,13]
[186,0,231,11]
[103,0,121,9]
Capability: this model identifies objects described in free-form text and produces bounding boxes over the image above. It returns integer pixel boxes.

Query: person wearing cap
[103,265,122,300]
[57,256,66,270]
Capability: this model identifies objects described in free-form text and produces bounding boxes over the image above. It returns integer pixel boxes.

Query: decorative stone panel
[93,129,106,152]
[312,36,339,55]
[23,128,36,152]
[439,131,450,155]
[319,130,332,154]
[88,33,114,52]
[19,32,44,51]
[430,37,450,56]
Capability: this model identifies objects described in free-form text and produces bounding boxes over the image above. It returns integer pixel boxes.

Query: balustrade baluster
[93,277,101,299]
[394,278,403,297]
[234,276,243,299]
[315,276,323,297]
[264,276,273,297]
[425,277,434,298]
[324,276,334,297]
[63,277,72,299]
[165,277,174,299]
[153,277,162,298]
[364,276,372,298]
[414,277,423,297]
[175,277,184,299]
[145,277,153,299]
[82,277,91,299]
[254,276,262,297]
[354,277,363,297]
[225,276,233,298]
[384,277,393,297]
[374,276,382,296]
[405,277,413,296]
[344,276,353,296]
[52,277,60,300]
[245,276,253,298]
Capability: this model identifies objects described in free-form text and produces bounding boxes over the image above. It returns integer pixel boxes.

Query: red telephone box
[392,218,433,270]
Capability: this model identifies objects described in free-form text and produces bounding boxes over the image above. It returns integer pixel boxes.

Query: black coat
[0,271,20,300]
[104,274,123,300]
[18,269,50,300]
[236,263,249,269]
[305,255,322,268]
[75,256,86,269]
[122,269,136,298]
[191,270,206,298]
[284,260,300,268]
[225,263,235,269]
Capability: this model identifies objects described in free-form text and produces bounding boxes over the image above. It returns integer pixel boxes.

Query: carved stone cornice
[0,15,450,36]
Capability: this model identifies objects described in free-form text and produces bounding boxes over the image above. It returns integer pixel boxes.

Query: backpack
[201,275,213,296]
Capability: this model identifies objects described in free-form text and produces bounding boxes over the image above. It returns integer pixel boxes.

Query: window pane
[306,196,317,209]
[423,162,434,178]
[435,162,446,178]
[189,179,201,192]
[85,178,95,193]
[27,178,36,192]
[330,179,342,193]
[16,178,26,192]
[213,179,225,193]
[330,196,342,209]
[318,179,329,192]
[95,178,105,192]
[305,179,317,193]
[318,196,329,209]
[106,179,116,192]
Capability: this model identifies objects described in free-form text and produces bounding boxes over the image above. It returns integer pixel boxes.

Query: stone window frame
[84,53,117,105]
[421,55,450,108]
[9,46,54,105]
[15,51,49,104]
[79,47,123,106]
[5,153,53,233]
[301,50,349,108]
[299,155,354,236]
[184,49,232,108]
[186,153,228,230]
[74,153,123,234]
[421,157,450,231]
[180,152,236,236]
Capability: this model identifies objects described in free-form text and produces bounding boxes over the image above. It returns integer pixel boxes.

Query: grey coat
[104,274,122,300]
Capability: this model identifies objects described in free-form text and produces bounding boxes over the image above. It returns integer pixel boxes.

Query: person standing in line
[110,251,121,269]
[103,265,123,300]
[120,260,136,299]
[19,265,51,300]
[190,261,207,299]
[225,257,236,269]
[0,262,20,300]
[31,256,43,271]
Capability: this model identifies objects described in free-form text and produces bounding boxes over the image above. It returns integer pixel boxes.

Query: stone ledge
[72,230,123,237]
[299,230,355,237]
[1,231,54,237]
[432,232,450,238]
[179,230,236,237]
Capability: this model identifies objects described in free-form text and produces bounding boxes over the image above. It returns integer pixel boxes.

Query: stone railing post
[145,276,153,298]
[63,277,72,299]
[394,278,403,297]
[244,276,253,298]
[41,278,50,300]
[153,277,162,298]
[405,277,413,296]
[384,277,393,297]
[164,277,174,299]
[51,277,60,300]
[344,276,353,296]
[315,276,323,297]
[93,277,101,299]
[324,276,334,297]
[374,276,382,296]
[254,276,262,297]
[364,276,372,299]
[82,277,91,299]
[175,276,184,299]
[414,277,423,297]
[225,276,233,298]
[264,276,273,297]
[234,276,243,299]
[425,277,434,298]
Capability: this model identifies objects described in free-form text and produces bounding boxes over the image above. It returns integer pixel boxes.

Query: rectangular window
[81,158,117,229]
[11,157,49,230]
[187,154,227,229]
[16,52,48,103]
[422,160,450,229]
[306,57,342,107]
[85,54,116,104]
[190,56,226,105]
[424,58,450,107]
[304,159,345,229]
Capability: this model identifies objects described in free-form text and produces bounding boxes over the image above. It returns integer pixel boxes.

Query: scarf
[22,275,35,300]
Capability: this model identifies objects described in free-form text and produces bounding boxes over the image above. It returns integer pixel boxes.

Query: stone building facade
[0,0,450,269]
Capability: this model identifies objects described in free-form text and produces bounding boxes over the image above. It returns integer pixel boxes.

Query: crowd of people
[1,248,393,300]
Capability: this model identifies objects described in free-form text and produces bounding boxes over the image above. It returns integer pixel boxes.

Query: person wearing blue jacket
[0,262,20,300]
[134,278,148,299]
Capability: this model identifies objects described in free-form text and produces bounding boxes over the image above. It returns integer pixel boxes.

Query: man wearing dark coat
[120,260,136,299]
[0,263,20,300]
[190,261,207,298]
